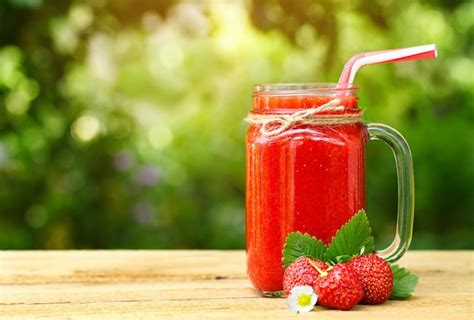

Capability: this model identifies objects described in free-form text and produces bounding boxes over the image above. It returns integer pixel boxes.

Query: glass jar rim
[252,82,358,97]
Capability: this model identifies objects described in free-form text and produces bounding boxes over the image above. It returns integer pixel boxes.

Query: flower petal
[290,285,314,296]
[297,303,315,313]
[311,292,318,306]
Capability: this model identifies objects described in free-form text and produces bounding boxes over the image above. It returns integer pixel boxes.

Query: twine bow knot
[244,99,362,137]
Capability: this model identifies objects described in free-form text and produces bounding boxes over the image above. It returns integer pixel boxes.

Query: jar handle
[367,123,415,263]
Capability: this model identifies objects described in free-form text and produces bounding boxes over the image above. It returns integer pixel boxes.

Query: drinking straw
[338,44,438,84]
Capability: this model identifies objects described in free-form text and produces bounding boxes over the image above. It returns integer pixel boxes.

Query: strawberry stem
[309,260,329,277]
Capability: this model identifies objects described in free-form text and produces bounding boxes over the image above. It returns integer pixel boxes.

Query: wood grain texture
[1,250,473,319]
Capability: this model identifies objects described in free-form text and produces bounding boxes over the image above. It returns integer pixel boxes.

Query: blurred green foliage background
[0,0,473,250]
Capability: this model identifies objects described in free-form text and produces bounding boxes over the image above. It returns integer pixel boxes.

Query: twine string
[244,99,362,137]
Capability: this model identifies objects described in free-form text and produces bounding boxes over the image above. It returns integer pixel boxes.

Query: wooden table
[0,250,473,319]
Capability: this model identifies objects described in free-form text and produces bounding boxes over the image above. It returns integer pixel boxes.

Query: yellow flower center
[297,293,312,307]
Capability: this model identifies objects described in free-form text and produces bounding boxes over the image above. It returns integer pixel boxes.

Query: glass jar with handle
[245,83,414,295]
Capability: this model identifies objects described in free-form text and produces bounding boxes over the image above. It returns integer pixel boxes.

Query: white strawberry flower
[287,285,318,313]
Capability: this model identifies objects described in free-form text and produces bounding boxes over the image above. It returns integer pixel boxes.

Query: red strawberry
[283,257,328,295]
[313,263,363,310]
[349,254,393,304]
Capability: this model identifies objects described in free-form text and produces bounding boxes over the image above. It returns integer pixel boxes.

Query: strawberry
[283,257,328,296]
[348,254,393,304]
[313,263,363,310]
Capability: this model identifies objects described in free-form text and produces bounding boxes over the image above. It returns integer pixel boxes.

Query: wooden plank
[0,251,246,283]
[0,250,473,319]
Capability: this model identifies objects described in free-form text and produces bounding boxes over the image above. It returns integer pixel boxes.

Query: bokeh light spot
[159,43,184,70]
[148,126,173,149]
[5,78,39,115]
[25,205,48,229]
[72,114,101,142]
[69,4,93,32]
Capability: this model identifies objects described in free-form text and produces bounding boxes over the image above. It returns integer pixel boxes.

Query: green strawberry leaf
[325,209,374,263]
[390,264,419,300]
[334,255,353,263]
[282,232,326,269]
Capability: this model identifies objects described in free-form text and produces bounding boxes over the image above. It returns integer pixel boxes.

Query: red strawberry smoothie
[246,93,366,292]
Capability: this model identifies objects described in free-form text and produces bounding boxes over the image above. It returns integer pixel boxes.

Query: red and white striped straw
[338,44,438,84]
